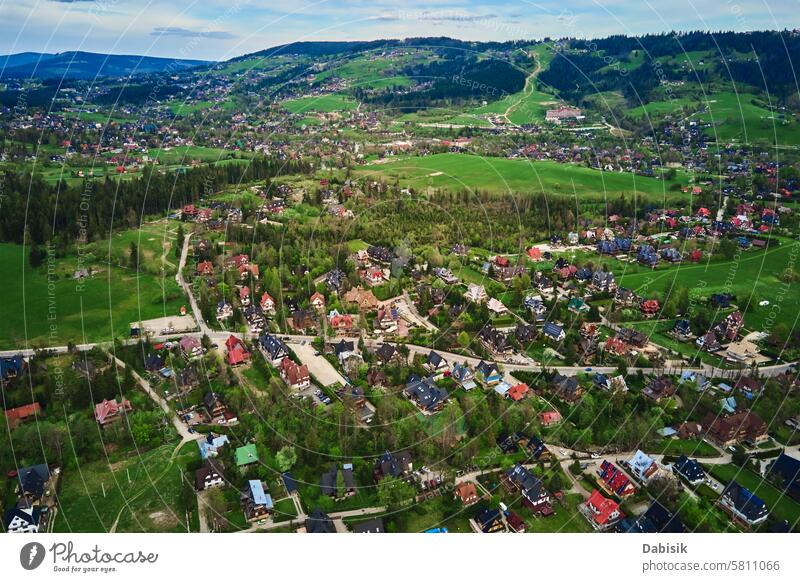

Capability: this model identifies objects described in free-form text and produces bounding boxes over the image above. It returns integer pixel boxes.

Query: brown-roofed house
[702,410,768,447]
[5,402,42,429]
[454,482,479,506]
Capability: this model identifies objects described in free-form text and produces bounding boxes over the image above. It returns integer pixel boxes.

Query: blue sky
[0,0,797,61]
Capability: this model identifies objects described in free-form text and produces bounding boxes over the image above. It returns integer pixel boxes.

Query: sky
[0,0,797,61]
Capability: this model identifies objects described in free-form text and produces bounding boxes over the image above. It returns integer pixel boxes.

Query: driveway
[290,341,347,387]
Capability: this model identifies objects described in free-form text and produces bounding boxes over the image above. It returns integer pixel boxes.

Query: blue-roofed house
[258,333,290,365]
[476,361,502,386]
[768,454,800,502]
[451,363,477,391]
[673,455,706,486]
[718,481,769,526]
[242,479,273,522]
[493,381,511,398]
[0,354,24,382]
[199,434,230,460]
[542,321,565,342]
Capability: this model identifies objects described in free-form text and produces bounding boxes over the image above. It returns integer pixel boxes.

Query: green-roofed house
[236,443,259,468]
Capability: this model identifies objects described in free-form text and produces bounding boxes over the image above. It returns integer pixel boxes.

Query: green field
[0,241,187,348]
[618,240,800,332]
[54,444,197,533]
[706,463,800,527]
[282,94,358,114]
[357,153,687,199]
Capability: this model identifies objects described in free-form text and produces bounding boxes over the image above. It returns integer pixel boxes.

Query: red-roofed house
[279,357,310,390]
[540,410,562,426]
[95,398,132,426]
[507,383,530,402]
[329,312,355,334]
[225,335,250,367]
[5,402,42,429]
[196,260,214,276]
[640,299,660,317]
[582,489,623,530]
[527,247,542,261]
[260,292,275,313]
[310,292,326,310]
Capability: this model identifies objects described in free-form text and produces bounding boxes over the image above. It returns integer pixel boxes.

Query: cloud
[150,26,236,39]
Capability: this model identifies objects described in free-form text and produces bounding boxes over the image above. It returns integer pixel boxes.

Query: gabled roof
[721,480,768,522]
[306,507,336,533]
[17,464,50,497]
[674,455,705,482]
[235,443,259,467]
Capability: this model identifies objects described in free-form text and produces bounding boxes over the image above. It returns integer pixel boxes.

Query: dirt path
[503,49,543,126]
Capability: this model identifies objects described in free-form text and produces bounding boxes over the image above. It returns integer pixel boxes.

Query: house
[235,444,260,469]
[702,410,768,447]
[451,363,477,391]
[673,455,706,486]
[195,459,225,490]
[478,325,511,354]
[374,450,412,481]
[540,410,562,426]
[697,331,722,352]
[473,508,505,533]
[515,322,537,344]
[591,269,617,292]
[4,504,42,533]
[614,287,637,307]
[343,286,379,310]
[718,481,769,526]
[329,311,356,334]
[305,507,336,533]
[216,301,233,321]
[242,479,273,522]
[507,383,530,402]
[626,450,663,483]
[567,297,589,314]
[259,292,276,314]
[542,322,565,342]
[199,433,230,460]
[640,299,660,317]
[521,434,550,460]
[289,309,315,331]
[606,375,628,394]
[672,319,692,340]
[476,361,502,386]
[333,339,358,365]
[5,402,42,429]
[524,295,547,321]
[644,376,676,402]
[617,501,684,533]
[375,343,402,365]
[768,453,800,501]
[225,335,250,367]
[310,291,326,310]
[406,375,449,413]
[505,463,551,511]
[16,464,51,500]
[465,283,487,304]
[505,511,526,533]
[454,482,479,506]
[735,377,763,398]
[179,335,203,358]
[676,421,702,439]
[366,368,387,388]
[203,392,229,421]
[598,460,636,497]
[352,517,385,533]
[258,334,290,365]
[196,260,214,277]
[582,489,623,530]
[551,373,582,403]
[280,357,311,390]
[94,398,132,426]
[424,351,448,375]
[487,297,507,314]
[361,267,385,286]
